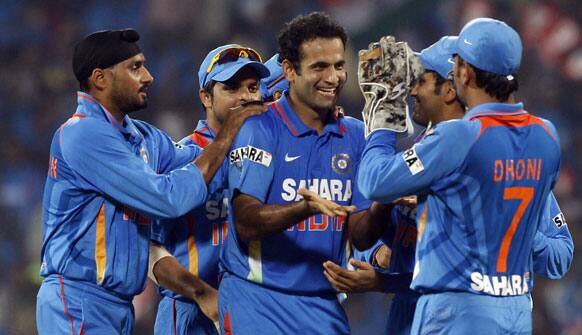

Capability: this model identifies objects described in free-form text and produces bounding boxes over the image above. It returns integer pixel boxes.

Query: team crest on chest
[331,153,352,176]
[140,147,149,164]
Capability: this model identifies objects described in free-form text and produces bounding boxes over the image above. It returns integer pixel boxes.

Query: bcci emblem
[331,153,352,175]
[140,147,149,164]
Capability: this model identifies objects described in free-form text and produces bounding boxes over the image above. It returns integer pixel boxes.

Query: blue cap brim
[211,60,270,83]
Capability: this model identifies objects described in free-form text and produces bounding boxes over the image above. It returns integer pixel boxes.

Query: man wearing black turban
[36,29,266,334]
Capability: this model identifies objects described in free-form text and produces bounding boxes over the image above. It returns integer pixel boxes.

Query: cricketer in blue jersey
[151,44,270,335]
[217,13,393,335]
[352,18,562,334]
[36,29,265,335]
[329,34,573,335]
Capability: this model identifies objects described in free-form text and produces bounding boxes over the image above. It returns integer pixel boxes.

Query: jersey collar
[194,119,216,139]
[76,91,143,144]
[464,102,526,120]
[272,93,346,137]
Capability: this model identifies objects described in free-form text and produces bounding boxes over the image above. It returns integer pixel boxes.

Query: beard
[111,84,148,114]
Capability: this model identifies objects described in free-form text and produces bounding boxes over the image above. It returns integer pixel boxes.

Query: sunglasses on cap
[206,46,263,74]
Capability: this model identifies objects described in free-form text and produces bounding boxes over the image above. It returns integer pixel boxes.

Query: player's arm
[357,121,472,204]
[159,102,267,182]
[323,258,412,294]
[233,189,354,242]
[349,202,394,250]
[532,192,574,279]
[148,243,218,321]
[228,113,353,242]
[195,103,267,184]
[61,119,207,219]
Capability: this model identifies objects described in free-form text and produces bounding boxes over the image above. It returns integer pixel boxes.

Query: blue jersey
[354,205,417,293]
[41,92,207,298]
[152,120,228,299]
[358,102,561,296]
[533,192,573,279]
[221,93,371,295]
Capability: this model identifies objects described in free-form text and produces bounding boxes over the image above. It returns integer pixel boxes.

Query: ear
[461,62,473,87]
[442,81,457,104]
[89,68,108,91]
[281,59,296,83]
[199,88,212,109]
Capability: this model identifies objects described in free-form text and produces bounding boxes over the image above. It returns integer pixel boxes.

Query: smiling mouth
[317,87,337,97]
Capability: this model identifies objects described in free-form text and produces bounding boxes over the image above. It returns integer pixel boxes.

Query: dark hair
[79,80,90,92]
[277,12,347,73]
[200,80,217,110]
[474,67,518,102]
[458,56,518,102]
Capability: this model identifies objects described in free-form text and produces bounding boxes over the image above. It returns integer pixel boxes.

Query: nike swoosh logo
[463,39,473,46]
[447,58,455,64]
[284,153,300,162]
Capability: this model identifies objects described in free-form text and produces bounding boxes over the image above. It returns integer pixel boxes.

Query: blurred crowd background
[0,0,580,334]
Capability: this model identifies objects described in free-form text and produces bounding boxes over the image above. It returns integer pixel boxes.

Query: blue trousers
[154,296,218,335]
[36,275,134,335]
[386,291,419,335]
[410,292,531,335]
[218,273,350,335]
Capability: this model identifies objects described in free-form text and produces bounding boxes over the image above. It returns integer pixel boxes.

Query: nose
[142,67,154,84]
[324,67,344,85]
[239,86,258,103]
[410,83,418,97]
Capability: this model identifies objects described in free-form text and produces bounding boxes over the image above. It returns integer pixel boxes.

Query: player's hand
[298,188,356,217]
[195,286,219,322]
[323,259,384,293]
[221,100,267,133]
[358,36,423,137]
[373,244,392,269]
[393,195,417,208]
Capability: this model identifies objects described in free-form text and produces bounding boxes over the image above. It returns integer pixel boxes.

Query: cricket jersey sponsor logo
[331,153,352,175]
[493,159,543,182]
[470,271,530,296]
[281,178,352,202]
[553,212,566,228]
[229,146,272,167]
[403,146,424,175]
[205,197,229,220]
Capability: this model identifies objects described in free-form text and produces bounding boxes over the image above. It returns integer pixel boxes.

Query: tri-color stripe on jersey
[221,93,371,295]
[152,120,228,298]
[358,102,561,296]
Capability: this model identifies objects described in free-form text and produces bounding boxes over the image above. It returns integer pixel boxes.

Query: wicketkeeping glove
[358,36,424,137]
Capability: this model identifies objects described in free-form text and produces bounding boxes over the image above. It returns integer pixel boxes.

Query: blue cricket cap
[260,54,289,101]
[417,36,458,79]
[198,44,270,89]
[452,17,522,76]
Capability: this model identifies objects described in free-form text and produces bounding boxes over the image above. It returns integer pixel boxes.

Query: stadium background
[0,0,580,334]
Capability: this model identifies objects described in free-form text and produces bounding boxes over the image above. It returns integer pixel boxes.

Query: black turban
[73,29,142,83]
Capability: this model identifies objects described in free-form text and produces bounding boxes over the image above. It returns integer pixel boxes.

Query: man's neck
[465,88,505,110]
[287,91,328,134]
[434,105,466,125]
[206,110,221,134]
[91,91,125,124]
